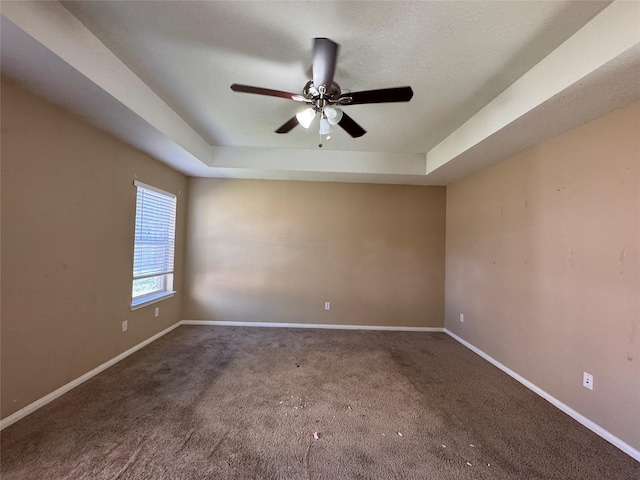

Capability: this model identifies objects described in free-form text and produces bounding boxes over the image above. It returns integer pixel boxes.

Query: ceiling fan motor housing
[303,80,342,103]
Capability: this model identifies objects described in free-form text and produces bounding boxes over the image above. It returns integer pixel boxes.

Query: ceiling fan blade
[312,38,339,92]
[340,86,414,105]
[231,84,305,101]
[275,116,299,134]
[338,112,366,138]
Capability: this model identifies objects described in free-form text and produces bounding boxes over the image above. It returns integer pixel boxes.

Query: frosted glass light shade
[324,106,343,125]
[319,118,333,135]
[296,108,316,128]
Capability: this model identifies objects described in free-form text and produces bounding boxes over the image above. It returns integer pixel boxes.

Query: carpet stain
[207,430,229,460]
[112,435,146,479]
[175,429,195,454]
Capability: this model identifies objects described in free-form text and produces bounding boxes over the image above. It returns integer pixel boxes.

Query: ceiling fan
[230,38,413,144]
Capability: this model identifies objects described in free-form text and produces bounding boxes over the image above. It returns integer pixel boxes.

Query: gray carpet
[1,326,638,479]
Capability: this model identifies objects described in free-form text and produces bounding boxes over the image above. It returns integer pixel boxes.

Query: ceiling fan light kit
[230,37,413,146]
[324,105,343,125]
[296,108,316,129]
[319,117,333,135]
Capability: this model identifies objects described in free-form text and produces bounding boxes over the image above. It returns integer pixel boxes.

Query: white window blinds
[132,181,177,283]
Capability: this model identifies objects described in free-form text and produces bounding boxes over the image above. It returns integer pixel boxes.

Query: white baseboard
[0,322,182,431]
[181,320,444,332]
[444,329,640,462]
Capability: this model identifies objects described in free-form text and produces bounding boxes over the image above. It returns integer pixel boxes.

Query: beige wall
[1,77,188,419]
[445,101,640,450]
[3,71,637,455]
[184,179,446,327]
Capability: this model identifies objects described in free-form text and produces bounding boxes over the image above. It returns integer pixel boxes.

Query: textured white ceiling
[2,1,638,184]
[61,0,611,153]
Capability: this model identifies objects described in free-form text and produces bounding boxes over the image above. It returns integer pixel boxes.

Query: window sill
[130,291,176,311]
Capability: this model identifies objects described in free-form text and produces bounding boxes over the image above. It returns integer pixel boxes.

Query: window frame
[130,180,177,310]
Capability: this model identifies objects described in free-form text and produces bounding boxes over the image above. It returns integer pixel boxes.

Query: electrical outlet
[122,320,128,332]
[460,313,464,322]
[154,307,160,317]
[324,302,331,310]
[583,372,593,390]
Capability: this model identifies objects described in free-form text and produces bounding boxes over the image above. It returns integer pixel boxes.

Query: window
[131,180,177,309]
